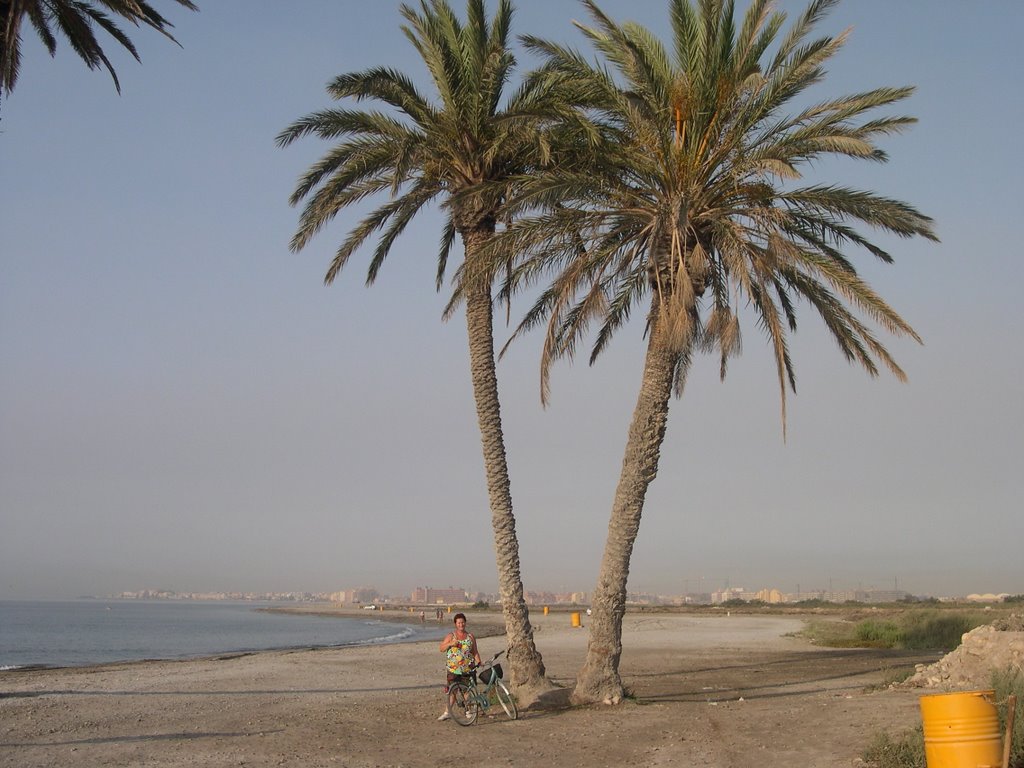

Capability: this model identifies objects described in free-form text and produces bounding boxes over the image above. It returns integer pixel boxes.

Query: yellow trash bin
[570,612,581,628]
[543,606,549,616]
[919,690,1003,768]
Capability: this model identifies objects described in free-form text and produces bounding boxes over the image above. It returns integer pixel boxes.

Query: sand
[0,608,941,767]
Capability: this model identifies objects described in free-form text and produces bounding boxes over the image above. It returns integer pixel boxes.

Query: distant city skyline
[108,577,1022,605]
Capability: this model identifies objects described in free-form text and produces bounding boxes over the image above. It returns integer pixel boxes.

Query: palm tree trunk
[572,310,676,705]
[462,228,549,698]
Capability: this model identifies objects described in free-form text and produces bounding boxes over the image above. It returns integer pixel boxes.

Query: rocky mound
[904,618,1024,689]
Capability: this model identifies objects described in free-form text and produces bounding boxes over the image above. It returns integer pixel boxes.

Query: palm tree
[500,0,938,704]
[1,0,197,98]
[276,0,558,698]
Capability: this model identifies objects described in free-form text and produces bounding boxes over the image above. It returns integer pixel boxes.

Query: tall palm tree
[1,0,197,97]
[500,0,938,704]
[276,0,558,698]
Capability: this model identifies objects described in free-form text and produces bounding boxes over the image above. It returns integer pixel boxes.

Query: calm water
[0,600,446,670]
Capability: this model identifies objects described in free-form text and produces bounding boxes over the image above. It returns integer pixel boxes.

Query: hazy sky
[2,1,1022,602]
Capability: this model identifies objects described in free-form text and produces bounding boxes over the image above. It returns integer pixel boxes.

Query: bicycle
[446,651,518,725]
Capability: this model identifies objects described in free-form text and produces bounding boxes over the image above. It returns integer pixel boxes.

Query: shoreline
[259,603,506,638]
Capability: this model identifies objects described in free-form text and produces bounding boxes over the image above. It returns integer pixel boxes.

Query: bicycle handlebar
[470,650,505,672]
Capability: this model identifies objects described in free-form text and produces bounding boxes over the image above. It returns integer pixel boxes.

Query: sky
[1,1,1022,602]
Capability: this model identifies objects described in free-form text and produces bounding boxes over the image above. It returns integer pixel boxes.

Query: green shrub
[900,611,986,651]
[795,618,859,646]
[992,666,1024,768]
[855,620,903,648]
[811,614,987,651]
[800,610,994,651]
[862,728,925,768]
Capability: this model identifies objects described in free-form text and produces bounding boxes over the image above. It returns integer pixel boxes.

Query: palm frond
[2,0,195,95]
[327,67,435,124]
[780,185,937,241]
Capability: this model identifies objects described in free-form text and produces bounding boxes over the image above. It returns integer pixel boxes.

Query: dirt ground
[0,611,941,768]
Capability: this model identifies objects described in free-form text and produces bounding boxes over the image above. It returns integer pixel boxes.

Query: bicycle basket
[479,664,503,684]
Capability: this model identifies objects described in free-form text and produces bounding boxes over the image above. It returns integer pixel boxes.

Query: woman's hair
[453,612,467,623]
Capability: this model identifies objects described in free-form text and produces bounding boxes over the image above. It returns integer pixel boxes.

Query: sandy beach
[1,608,940,767]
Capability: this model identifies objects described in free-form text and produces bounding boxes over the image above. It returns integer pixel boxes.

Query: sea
[0,599,447,670]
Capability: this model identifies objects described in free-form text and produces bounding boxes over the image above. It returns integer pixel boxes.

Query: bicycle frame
[446,651,517,725]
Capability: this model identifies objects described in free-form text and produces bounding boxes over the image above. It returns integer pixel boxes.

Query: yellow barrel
[570,612,581,627]
[543,606,549,616]
[919,690,1003,768]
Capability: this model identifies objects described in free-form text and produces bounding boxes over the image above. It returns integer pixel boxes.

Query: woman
[438,613,481,721]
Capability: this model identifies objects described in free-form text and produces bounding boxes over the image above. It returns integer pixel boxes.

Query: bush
[796,618,858,647]
[800,609,993,651]
[855,620,903,648]
[471,600,489,609]
[900,611,983,651]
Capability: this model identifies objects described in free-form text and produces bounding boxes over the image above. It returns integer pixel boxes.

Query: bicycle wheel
[447,681,478,726]
[492,679,518,720]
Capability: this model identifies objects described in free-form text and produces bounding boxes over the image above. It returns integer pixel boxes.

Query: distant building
[525,590,559,606]
[711,587,747,604]
[863,590,910,603]
[562,592,588,605]
[682,592,712,605]
[411,586,467,604]
[332,587,379,604]
[965,593,1010,603]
